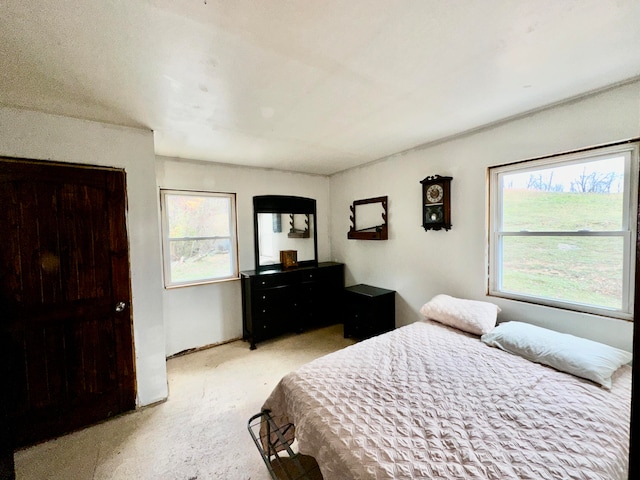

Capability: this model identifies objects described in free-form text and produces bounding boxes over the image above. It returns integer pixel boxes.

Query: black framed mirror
[253,195,318,271]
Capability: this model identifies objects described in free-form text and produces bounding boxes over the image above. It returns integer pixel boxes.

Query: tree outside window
[161,190,238,287]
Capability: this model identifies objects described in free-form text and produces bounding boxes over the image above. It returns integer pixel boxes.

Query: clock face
[426,184,444,203]
[425,205,443,223]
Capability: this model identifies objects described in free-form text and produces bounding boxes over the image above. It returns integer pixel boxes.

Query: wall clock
[420,175,452,231]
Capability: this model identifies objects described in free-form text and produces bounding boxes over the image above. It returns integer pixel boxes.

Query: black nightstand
[343,284,395,340]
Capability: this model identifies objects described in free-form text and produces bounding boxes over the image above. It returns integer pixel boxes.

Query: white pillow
[419,294,501,336]
[481,321,632,389]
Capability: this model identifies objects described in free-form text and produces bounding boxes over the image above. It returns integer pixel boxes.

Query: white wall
[330,80,640,352]
[0,107,168,406]
[156,157,331,357]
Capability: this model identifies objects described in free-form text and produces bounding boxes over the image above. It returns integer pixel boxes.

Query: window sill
[164,276,241,289]
[488,290,633,322]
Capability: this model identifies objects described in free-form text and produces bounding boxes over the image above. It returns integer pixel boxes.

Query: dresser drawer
[307,264,342,284]
[254,285,291,308]
[298,270,318,282]
[252,314,288,341]
[252,273,290,290]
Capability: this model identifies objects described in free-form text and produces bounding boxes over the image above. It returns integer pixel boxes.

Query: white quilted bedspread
[262,320,631,480]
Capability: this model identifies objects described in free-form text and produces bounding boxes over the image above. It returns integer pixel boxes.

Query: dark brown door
[0,158,136,448]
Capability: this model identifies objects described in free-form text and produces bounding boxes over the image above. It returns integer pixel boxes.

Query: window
[489,143,638,320]
[160,190,238,287]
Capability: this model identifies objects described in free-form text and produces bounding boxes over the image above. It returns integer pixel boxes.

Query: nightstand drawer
[343,284,395,340]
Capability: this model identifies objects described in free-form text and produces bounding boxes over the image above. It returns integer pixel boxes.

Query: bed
[260,314,631,479]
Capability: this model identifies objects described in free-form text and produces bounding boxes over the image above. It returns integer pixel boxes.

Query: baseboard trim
[166,337,243,360]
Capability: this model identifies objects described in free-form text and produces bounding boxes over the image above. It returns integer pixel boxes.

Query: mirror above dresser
[252,195,318,272]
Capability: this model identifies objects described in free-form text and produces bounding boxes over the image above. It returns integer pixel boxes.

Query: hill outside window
[160,189,239,288]
[488,142,638,320]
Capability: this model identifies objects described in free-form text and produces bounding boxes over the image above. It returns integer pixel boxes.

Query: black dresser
[241,262,344,349]
[343,284,395,340]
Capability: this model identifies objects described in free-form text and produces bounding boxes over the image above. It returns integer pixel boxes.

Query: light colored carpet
[14,324,355,480]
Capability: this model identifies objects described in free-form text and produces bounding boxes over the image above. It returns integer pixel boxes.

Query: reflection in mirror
[288,214,310,238]
[258,213,315,267]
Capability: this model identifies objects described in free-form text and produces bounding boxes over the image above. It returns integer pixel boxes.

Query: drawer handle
[261,281,266,285]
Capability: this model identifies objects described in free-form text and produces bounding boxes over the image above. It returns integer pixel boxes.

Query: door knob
[115,301,127,313]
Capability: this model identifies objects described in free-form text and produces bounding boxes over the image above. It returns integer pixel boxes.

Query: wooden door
[0,328,15,479]
[0,158,136,448]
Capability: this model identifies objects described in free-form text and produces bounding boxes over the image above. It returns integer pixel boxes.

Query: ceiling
[1,1,639,175]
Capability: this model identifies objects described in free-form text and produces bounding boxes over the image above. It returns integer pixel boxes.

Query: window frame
[488,142,639,320]
[160,189,239,288]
